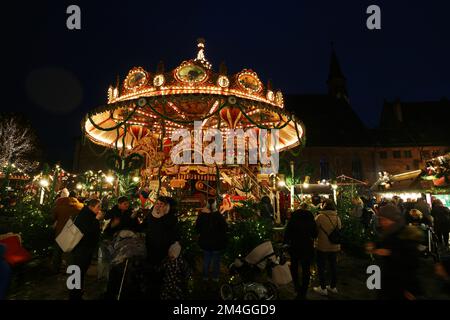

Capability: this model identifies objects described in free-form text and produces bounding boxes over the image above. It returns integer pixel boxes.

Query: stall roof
[294,184,332,195]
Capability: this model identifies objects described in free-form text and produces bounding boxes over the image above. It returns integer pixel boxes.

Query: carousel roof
[83,39,305,152]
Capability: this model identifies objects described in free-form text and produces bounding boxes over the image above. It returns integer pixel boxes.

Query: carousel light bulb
[76,183,83,190]
[303,182,309,189]
[132,176,140,183]
[278,181,286,187]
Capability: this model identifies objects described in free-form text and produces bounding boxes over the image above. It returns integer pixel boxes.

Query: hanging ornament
[220,107,242,129]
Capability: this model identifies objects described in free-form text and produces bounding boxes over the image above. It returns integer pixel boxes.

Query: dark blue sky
[2,0,449,168]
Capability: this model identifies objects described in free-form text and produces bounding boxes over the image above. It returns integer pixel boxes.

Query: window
[393,150,401,158]
[320,158,330,180]
[403,150,412,158]
[421,150,431,159]
[379,151,387,159]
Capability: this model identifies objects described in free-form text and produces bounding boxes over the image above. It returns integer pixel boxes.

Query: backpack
[320,214,341,245]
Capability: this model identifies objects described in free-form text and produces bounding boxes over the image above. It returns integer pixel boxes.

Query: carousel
[82,39,305,213]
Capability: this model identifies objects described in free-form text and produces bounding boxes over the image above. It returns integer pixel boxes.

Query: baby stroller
[103,230,147,300]
[220,241,288,300]
[407,209,440,262]
[415,224,441,262]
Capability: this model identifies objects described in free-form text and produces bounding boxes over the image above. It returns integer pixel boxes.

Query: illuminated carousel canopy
[83,39,305,155]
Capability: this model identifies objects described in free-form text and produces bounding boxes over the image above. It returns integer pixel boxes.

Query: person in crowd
[366,204,423,299]
[143,196,181,299]
[350,197,364,219]
[311,193,321,207]
[0,243,11,300]
[405,209,432,227]
[431,199,450,250]
[51,188,83,273]
[435,255,450,295]
[313,199,341,296]
[104,196,138,237]
[260,196,274,223]
[69,198,102,300]
[101,192,112,212]
[402,199,416,216]
[415,197,432,218]
[284,202,317,299]
[195,198,228,282]
[361,197,375,231]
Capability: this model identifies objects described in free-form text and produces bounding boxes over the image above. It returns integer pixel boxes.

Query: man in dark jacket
[284,203,318,299]
[104,196,138,237]
[431,199,450,250]
[195,198,228,282]
[69,198,101,300]
[366,204,423,300]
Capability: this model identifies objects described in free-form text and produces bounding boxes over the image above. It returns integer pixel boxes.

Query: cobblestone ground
[6,252,450,300]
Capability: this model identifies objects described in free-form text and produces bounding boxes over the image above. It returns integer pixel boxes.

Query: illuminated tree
[0,113,40,173]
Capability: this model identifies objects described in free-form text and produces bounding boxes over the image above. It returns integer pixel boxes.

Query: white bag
[56,217,84,253]
[271,262,293,286]
[168,241,181,259]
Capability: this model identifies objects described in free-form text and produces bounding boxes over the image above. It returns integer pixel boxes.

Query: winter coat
[144,213,180,266]
[377,225,423,299]
[52,197,83,237]
[431,206,450,232]
[195,209,228,251]
[104,205,138,236]
[72,206,101,257]
[315,210,341,252]
[405,212,432,227]
[415,201,431,217]
[284,209,317,259]
[350,205,363,218]
[160,256,191,300]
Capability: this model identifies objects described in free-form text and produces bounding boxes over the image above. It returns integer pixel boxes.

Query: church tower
[327,44,349,102]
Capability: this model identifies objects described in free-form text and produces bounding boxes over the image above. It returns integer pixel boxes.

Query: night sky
[2,1,449,169]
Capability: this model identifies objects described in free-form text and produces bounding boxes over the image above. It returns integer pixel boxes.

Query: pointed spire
[327,42,349,101]
[328,42,345,81]
[267,79,273,91]
[194,38,212,69]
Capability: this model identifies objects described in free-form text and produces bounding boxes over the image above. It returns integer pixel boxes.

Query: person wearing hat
[142,196,181,299]
[366,203,423,299]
